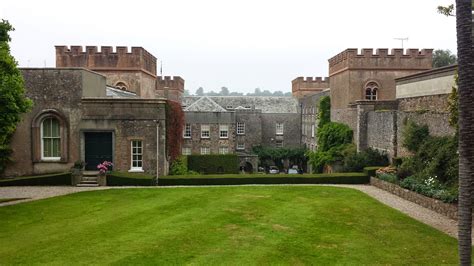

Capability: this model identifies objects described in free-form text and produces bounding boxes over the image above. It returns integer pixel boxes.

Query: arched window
[41,117,61,159]
[115,82,128,91]
[365,82,378,101]
[32,109,68,162]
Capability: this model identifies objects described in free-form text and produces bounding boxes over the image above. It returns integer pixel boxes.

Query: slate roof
[183,96,299,113]
[184,96,227,112]
[106,86,139,98]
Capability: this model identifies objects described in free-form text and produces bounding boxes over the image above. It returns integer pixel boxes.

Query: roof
[106,86,139,98]
[183,96,299,113]
[184,96,227,112]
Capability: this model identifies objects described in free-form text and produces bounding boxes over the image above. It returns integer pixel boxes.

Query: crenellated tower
[156,76,185,102]
[292,77,329,99]
[55,46,158,98]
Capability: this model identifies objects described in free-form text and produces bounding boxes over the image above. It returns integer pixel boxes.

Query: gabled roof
[183,96,299,113]
[184,96,227,112]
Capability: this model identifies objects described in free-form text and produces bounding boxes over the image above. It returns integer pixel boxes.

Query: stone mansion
[3,45,455,177]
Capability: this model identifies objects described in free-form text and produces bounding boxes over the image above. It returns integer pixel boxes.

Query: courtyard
[0,186,464,264]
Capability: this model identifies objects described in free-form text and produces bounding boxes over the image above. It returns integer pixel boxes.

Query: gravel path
[0,184,467,240]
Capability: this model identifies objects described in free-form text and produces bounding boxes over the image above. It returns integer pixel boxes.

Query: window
[237,122,245,135]
[183,123,191,138]
[311,125,315,138]
[201,124,210,138]
[201,147,210,155]
[130,140,143,171]
[115,81,128,91]
[276,122,284,135]
[365,82,378,100]
[276,140,283,148]
[226,105,233,109]
[219,124,229,138]
[41,117,61,159]
[237,143,245,150]
[182,147,191,155]
[219,146,229,154]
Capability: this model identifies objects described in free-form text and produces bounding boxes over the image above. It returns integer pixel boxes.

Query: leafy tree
[437,4,455,16]
[272,91,284,96]
[0,20,33,174]
[195,87,204,96]
[220,86,229,96]
[432,49,457,67]
[183,89,190,96]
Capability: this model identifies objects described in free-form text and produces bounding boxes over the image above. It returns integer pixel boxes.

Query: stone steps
[77,171,100,187]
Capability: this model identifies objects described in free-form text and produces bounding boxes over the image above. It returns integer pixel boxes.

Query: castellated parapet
[55,46,157,76]
[156,76,185,101]
[292,77,329,98]
[328,48,433,76]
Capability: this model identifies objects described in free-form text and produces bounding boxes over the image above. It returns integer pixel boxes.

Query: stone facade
[329,48,433,133]
[55,46,184,101]
[299,90,330,151]
[4,68,167,177]
[292,77,329,99]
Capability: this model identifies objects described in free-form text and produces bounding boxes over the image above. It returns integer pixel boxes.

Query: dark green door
[84,132,113,171]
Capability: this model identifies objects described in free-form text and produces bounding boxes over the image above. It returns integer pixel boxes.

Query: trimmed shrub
[0,172,72,186]
[107,171,155,186]
[170,156,188,175]
[187,154,239,174]
[159,173,369,186]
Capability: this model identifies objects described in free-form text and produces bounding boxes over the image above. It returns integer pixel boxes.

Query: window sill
[219,137,229,139]
[128,169,144,173]
[183,136,191,139]
[201,137,210,139]
[40,158,62,162]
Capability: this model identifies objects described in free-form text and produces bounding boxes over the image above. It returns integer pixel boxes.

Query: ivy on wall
[166,100,184,163]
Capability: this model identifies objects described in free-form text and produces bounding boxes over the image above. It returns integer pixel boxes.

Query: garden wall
[370,177,458,220]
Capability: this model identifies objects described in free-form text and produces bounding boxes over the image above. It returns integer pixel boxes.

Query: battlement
[328,48,433,76]
[291,77,330,98]
[156,76,184,92]
[55,45,157,75]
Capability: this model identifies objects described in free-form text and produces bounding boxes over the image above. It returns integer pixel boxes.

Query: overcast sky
[2,0,457,94]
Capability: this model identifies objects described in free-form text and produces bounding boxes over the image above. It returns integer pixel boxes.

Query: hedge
[363,166,385,177]
[107,171,156,186]
[187,154,239,174]
[0,172,72,186]
[158,173,369,186]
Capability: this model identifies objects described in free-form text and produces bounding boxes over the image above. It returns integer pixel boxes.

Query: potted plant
[97,161,113,186]
[70,160,84,185]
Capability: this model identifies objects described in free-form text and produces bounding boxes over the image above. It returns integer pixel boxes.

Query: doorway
[84,132,113,170]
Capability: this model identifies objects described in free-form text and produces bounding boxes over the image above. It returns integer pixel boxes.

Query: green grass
[0,186,462,264]
[0,198,28,203]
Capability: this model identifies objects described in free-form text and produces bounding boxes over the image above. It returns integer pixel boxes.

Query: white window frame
[237,122,245,135]
[129,140,144,172]
[276,122,284,135]
[237,143,245,150]
[201,124,210,139]
[276,140,283,148]
[200,147,210,155]
[183,123,191,138]
[311,124,315,138]
[41,117,61,161]
[219,124,229,139]
[219,146,229,154]
[182,147,191,155]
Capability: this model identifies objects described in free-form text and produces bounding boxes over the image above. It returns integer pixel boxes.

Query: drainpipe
[156,120,160,185]
[299,102,303,146]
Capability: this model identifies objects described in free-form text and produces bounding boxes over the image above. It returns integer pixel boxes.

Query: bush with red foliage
[166,100,184,163]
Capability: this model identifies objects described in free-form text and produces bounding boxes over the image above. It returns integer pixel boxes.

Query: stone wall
[260,113,301,148]
[4,68,167,177]
[366,111,397,158]
[370,177,458,220]
[300,90,330,151]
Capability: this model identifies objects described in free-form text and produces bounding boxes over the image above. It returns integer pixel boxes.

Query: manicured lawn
[0,186,462,264]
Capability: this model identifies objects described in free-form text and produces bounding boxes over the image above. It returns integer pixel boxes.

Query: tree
[183,89,190,96]
[432,49,457,67]
[454,0,474,264]
[195,87,204,96]
[220,87,229,96]
[0,20,33,174]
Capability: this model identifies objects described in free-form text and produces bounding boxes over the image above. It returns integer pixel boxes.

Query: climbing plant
[166,100,184,163]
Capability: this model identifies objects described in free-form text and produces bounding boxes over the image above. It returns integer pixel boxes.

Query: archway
[244,162,253,173]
